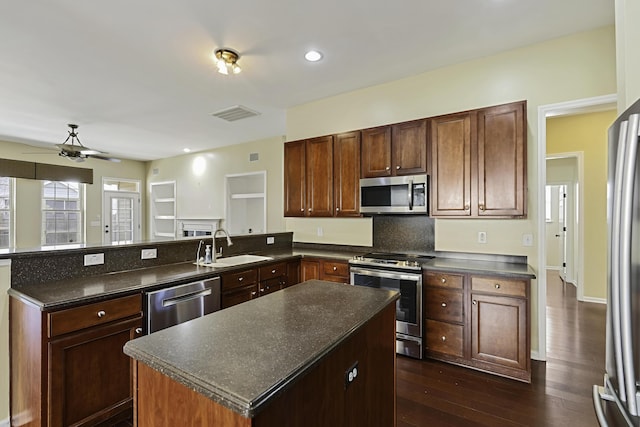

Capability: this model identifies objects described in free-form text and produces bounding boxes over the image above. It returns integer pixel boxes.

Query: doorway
[545,184,569,283]
[102,178,141,244]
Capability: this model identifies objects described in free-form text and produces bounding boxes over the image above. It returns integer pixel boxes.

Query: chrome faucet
[212,228,233,263]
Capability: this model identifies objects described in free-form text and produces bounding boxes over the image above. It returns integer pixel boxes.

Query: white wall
[285,26,617,354]
[615,0,640,109]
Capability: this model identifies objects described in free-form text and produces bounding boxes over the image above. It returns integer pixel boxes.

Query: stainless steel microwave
[359,174,428,214]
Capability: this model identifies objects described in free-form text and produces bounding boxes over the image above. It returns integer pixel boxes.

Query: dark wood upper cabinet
[283,140,306,217]
[361,126,392,178]
[391,119,428,175]
[284,136,334,217]
[333,131,361,217]
[430,101,527,218]
[430,112,474,217]
[477,102,526,217]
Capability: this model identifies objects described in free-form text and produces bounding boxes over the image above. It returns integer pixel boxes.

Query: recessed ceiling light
[304,50,323,62]
[183,148,191,153]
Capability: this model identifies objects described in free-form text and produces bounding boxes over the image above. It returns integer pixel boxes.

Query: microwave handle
[408,179,414,210]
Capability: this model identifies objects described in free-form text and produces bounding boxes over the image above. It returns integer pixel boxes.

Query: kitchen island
[124,280,399,426]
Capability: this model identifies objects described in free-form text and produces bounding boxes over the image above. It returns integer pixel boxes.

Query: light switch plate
[478,231,487,244]
[84,253,104,266]
[141,248,157,259]
[522,234,534,247]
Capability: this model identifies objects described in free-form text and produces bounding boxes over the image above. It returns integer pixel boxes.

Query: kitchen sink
[195,254,273,267]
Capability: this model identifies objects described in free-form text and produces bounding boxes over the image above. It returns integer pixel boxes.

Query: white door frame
[536,93,616,361]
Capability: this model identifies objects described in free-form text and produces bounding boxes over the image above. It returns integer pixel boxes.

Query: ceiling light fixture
[304,50,323,62]
[213,48,242,75]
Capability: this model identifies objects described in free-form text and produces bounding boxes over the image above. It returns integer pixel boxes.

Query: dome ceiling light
[304,50,323,62]
[213,48,242,75]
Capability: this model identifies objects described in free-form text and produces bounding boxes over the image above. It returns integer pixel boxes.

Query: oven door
[350,266,422,338]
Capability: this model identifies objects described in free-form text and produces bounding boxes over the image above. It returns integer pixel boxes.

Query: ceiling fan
[56,124,121,163]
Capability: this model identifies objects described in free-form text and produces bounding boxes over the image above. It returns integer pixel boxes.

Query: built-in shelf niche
[150,181,176,239]
[225,171,266,235]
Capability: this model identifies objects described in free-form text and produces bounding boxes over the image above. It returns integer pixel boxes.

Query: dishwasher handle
[162,288,213,307]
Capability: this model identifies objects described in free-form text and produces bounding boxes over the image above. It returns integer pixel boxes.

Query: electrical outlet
[478,231,487,244]
[266,236,275,245]
[522,234,534,247]
[84,253,104,266]
[344,361,359,389]
[141,248,157,259]
[317,227,323,237]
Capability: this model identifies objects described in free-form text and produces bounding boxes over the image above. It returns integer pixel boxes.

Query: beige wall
[546,110,616,300]
[285,26,617,354]
[615,0,640,110]
[146,136,286,236]
[0,139,147,249]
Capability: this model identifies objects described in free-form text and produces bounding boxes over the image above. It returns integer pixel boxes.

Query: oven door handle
[350,266,421,282]
[408,178,414,210]
[162,288,213,307]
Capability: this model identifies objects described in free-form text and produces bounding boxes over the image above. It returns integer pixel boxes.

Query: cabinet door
[470,293,527,371]
[285,260,300,287]
[392,119,427,175]
[477,101,526,217]
[48,316,142,427]
[306,136,334,217]
[284,140,306,217]
[361,126,392,178]
[301,259,321,282]
[333,131,361,217]
[430,113,473,217]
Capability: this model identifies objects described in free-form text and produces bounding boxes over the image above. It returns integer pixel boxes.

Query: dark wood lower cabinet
[300,258,349,284]
[10,294,143,427]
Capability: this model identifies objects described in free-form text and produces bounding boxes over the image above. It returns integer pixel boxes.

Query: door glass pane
[110,197,134,243]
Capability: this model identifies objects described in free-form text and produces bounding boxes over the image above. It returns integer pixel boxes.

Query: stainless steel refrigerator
[593,98,640,426]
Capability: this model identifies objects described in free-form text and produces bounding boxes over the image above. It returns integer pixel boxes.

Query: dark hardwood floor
[396,270,607,426]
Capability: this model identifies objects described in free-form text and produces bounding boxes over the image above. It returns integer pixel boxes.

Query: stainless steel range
[349,252,434,359]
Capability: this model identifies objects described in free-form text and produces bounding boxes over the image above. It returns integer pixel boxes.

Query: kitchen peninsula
[124,280,399,426]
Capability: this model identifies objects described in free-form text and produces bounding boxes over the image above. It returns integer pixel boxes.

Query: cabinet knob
[495,283,501,289]
[336,207,340,212]
[396,165,401,170]
[385,166,390,171]
[479,204,485,211]
[464,204,470,211]
[441,336,446,342]
[441,302,447,307]
[271,269,276,274]
[260,288,265,293]
[441,277,446,283]
[333,266,337,271]
[238,277,244,282]
[309,208,312,212]
[251,291,257,296]
[97,310,106,318]
[473,300,477,305]
[135,328,143,334]
[300,208,304,212]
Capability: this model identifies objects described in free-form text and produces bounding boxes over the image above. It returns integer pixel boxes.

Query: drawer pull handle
[135,328,143,334]
[238,277,244,282]
[495,284,501,289]
[271,269,276,274]
[97,310,106,318]
[441,277,446,283]
[441,302,447,307]
[333,266,337,271]
[441,336,446,342]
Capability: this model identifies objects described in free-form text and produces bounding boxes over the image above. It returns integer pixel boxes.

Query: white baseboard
[545,266,561,271]
[582,296,607,305]
[0,417,9,427]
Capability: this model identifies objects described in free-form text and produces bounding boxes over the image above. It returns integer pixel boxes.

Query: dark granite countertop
[421,257,536,279]
[123,280,399,418]
[7,248,362,310]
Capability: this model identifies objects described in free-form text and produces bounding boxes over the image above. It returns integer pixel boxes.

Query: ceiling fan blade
[86,154,121,163]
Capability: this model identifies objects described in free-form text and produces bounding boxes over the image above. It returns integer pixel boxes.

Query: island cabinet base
[133,304,397,427]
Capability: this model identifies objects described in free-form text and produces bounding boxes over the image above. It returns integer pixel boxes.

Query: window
[0,177,12,248]
[42,181,84,245]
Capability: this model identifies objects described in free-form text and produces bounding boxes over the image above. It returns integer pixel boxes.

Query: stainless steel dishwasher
[145,277,221,334]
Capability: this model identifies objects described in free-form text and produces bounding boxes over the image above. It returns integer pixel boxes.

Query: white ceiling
[0,0,614,161]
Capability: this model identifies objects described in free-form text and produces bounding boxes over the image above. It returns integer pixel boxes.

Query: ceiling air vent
[211,105,260,122]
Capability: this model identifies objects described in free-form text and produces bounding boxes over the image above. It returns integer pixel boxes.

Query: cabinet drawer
[424,272,464,289]
[322,260,349,277]
[48,293,142,338]
[221,269,258,291]
[425,288,463,323]
[471,276,526,298]
[221,284,258,309]
[425,319,463,357]
[259,262,287,280]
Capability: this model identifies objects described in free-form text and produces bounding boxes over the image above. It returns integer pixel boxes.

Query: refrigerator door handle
[610,119,629,403]
[618,113,640,417]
